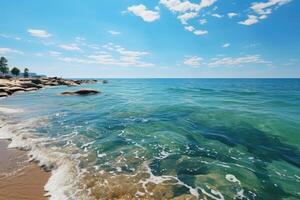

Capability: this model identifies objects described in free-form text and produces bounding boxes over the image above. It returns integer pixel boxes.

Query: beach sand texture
[0,140,49,200]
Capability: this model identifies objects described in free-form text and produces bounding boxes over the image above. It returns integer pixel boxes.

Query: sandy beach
[0,140,50,200]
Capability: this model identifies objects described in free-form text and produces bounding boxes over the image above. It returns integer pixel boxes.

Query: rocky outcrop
[61,89,100,96]
[0,77,107,98]
[0,92,8,97]
[19,82,43,89]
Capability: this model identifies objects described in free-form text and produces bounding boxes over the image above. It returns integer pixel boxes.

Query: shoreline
[0,139,50,200]
[0,76,106,98]
[0,76,105,200]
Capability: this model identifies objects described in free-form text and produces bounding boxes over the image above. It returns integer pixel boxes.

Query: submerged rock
[61,89,100,96]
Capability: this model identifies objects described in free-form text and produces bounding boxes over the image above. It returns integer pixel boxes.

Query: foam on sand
[0,110,90,200]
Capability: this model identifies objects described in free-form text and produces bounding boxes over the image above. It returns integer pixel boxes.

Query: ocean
[0,79,299,200]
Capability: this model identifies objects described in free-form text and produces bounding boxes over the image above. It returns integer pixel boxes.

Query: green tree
[11,67,20,77]
[0,57,9,75]
[24,68,29,78]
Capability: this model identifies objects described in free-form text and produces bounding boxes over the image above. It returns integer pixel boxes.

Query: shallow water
[0,79,300,200]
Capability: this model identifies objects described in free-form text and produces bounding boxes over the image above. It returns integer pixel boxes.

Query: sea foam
[0,107,89,200]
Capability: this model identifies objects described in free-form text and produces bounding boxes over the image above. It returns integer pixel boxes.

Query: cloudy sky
[0,0,299,78]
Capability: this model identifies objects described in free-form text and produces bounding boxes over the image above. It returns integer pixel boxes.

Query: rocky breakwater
[0,77,104,98]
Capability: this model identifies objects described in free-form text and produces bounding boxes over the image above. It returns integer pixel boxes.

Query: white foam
[198,185,225,200]
[234,189,246,200]
[0,106,22,114]
[44,160,89,200]
[155,149,170,160]
[225,174,241,185]
[135,191,146,197]
[80,141,95,149]
[139,164,200,198]
[97,153,107,158]
[0,115,90,200]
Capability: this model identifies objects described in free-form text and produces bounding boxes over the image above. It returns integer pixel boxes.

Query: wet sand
[0,140,50,200]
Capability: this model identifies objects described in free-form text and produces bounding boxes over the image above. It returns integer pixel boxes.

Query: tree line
[0,56,29,77]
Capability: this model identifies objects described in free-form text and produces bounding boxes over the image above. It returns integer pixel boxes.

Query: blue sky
[0,0,299,78]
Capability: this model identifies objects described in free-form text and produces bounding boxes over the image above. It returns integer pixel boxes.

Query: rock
[44,81,59,86]
[66,82,79,87]
[0,77,101,98]
[30,79,43,85]
[18,78,30,81]
[0,87,9,92]
[0,92,8,97]
[19,82,43,89]
[0,87,13,95]
[102,80,108,84]
[8,87,25,93]
[61,89,100,96]
[58,80,79,87]
[25,87,39,91]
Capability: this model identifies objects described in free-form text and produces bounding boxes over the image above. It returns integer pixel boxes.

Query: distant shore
[0,76,107,98]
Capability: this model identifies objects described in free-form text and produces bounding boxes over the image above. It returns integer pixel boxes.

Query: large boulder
[0,84,7,87]
[0,92,8,97]
[8,87,26,93]
[58,80,79,87]
[61,89,100,96]
[0,87,13,95]
[19,82,43,89]
[44,81,59,86]
[30,79,43,85]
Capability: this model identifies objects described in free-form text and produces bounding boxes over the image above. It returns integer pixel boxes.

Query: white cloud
[160,0,218,13]
[259,15,268,19]
[208,55,270,67]
[283,58,298,66]
[244,43,260,48]
[178,12,198,24]
[58,43,154,68]
[227,12,238,18]
[194,29,208,36]
[184,26,195,32]
[28,29,51,38]
[211,13,223,18]
[108,30,121,35]
[199,0,218,9]
[59,44,81,51]
[238,15,259,25]
[251,0,291,15]
[0,34,21,41]
[199,19,207,24]
[159,0,218,35]
[0,47,23,55]
[75,37,86,44]
[160,0,201,13]
[183,54,271,68]
[127,4,160,22]
[183,56,203,67]
[239,0,291,26]
[49,51,62,57]
[222,43,230,48]
[58,57,88,64]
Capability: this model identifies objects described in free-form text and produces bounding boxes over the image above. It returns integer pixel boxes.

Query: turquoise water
[1,79,300,200]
